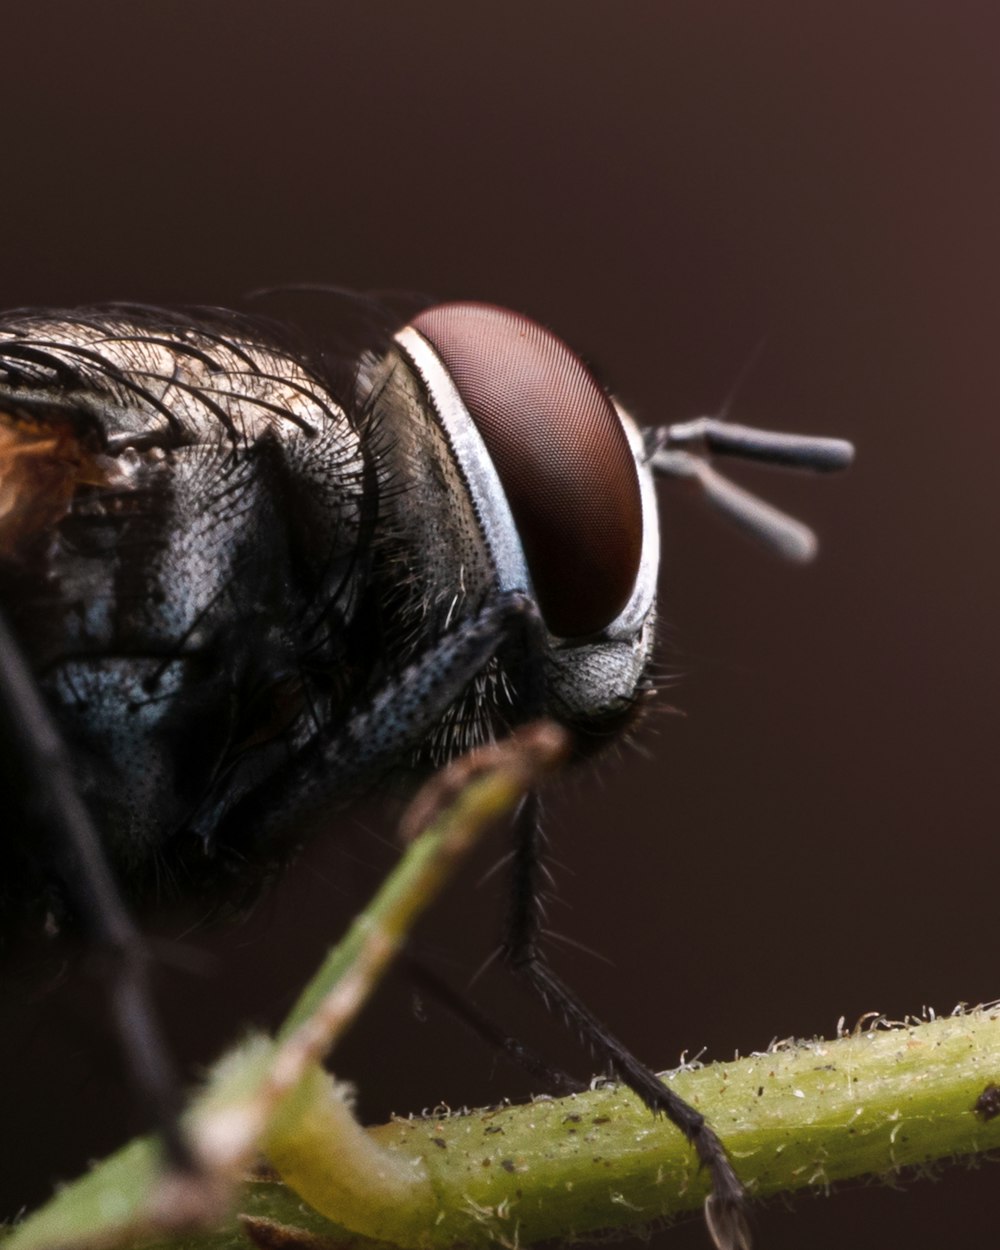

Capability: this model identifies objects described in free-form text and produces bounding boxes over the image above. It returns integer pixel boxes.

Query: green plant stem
[240,1008,1000,1248]
[8,1008,1000,1250]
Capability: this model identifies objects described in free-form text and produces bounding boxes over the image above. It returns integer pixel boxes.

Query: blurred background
[1,3,998,1247]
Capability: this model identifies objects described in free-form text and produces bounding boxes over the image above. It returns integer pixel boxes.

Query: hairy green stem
[235,1006,1000,1248]
[7,1009,1000,1250]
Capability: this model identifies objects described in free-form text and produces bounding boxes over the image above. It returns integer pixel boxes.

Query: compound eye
[411,302,643,638]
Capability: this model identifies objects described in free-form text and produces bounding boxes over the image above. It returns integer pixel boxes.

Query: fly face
[0,296,852,1247]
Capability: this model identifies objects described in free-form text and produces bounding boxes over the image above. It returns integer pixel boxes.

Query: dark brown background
[2,3,999,1247]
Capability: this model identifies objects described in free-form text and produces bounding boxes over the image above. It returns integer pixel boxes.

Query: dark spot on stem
[974,1083,1000,1120]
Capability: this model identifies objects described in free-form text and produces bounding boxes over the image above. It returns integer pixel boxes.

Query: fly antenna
[644,416,854,562]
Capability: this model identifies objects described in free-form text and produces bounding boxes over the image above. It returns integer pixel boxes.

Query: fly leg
[0,609,191,1171]
[242,590,546,840]
[320,590,545,785]
[402,954,586,1094]
[502,794,750,1250]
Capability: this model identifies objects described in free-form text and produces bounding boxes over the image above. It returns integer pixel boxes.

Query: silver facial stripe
[601,405,659,641]
[395,325,533,600]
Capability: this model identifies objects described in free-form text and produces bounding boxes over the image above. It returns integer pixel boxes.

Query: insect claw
[704,1188,753,1250]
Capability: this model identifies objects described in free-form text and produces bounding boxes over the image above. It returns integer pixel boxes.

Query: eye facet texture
[412,302,643,637]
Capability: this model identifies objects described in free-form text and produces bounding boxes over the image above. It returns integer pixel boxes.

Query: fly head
[380,299,852,755]
[385,302,661,750]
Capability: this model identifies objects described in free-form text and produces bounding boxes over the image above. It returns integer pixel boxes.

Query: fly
[0,299,853,1249]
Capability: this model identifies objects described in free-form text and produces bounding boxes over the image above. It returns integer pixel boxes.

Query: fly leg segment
[246,590,547,834]
[314,590,544,793]
[501,794,750,1250]
[0,608,191,1170]
[402,954,587,1095]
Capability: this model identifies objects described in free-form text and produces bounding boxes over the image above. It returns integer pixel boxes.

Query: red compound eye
[412,302,643,638]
